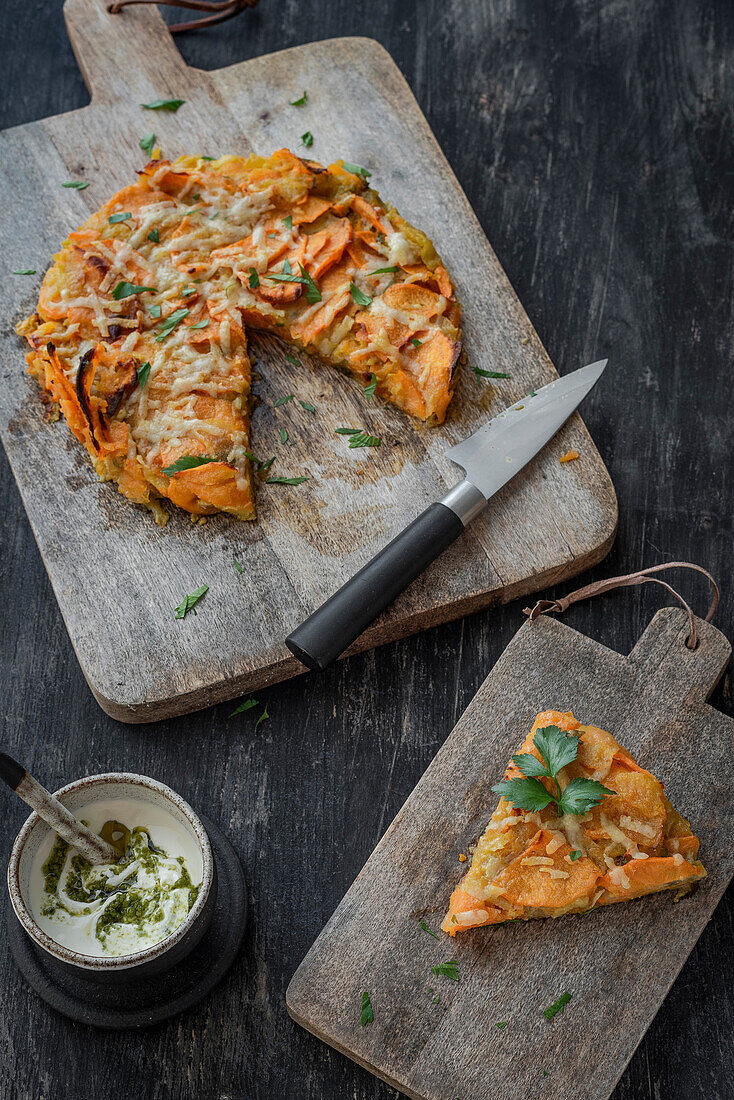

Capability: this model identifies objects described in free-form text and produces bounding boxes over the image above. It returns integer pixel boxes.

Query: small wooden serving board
[0,0,616,722]
[287,608,734,1100]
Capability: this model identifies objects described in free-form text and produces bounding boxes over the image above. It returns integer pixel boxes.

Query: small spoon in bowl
[0,753,117,865]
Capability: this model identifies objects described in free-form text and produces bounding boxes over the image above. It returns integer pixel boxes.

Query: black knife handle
[285,502,465,671]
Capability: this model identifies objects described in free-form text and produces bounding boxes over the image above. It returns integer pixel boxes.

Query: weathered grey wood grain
[287,608,734,1100]
[0,0,616,722]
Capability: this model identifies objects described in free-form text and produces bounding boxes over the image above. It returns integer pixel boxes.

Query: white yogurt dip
[28,797,203,958]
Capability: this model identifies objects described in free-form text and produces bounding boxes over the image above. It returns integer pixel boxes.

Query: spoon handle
[1,754,117,865]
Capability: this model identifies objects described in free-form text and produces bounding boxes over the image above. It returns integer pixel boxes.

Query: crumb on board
[458,853,467,862]
[560,450,580,464]
[520,336,530,345]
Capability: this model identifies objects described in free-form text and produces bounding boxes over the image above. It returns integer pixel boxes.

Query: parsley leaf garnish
[254,705,269,730]
[136,361,151,388]
[155,307,189,340]
[111,281,155,300]
[419,920,439,939]
[139,133,156,157]
[108,212,132,224]
[244,451,274,473]
[495,1021,509,1030]
[12,269,36,275]
[148,303,162,318]
[360,990,373,1026]
[299,400,316,413]
[301,131,314,148]
[228,697,258,718]
[279,428,289,445]
[343,161,371,178]
[369,266,399,275]
[141,98,185,112]
[147,228,160,243]
[233,557,245,574]
[344,430,380,449]
[492,726,613,817]
[174,584,208,619]
[431,961,459,981]
[273,394,294,407]
[266,476,309,485]
[290,91,308,106]
[350,282,371,307]
[364,373,377,400]
[264,264,321,304]
[543,991,571,1019]
[162,455,218,475]
[473,367,511,379]
[248,267,260,289]
[62,180,89,190]
[283,215,292,230]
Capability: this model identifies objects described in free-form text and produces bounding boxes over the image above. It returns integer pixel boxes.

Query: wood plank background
[287,609,734,1100]
[0,1,615,722]
[0,1,731,1099]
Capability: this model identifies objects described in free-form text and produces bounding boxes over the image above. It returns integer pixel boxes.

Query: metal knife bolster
[439,480,487,525]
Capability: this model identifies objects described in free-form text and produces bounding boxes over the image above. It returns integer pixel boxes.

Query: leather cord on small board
[524,562,720,651]
[108,0,258,34]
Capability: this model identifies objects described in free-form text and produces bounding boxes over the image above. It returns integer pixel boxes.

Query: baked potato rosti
[443,711,706,934]
[19,149,461,523]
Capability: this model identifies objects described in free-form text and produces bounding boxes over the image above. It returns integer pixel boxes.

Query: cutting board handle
[64,0,192,104]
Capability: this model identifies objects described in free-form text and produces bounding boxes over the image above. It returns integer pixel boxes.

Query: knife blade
[286,359,607,671]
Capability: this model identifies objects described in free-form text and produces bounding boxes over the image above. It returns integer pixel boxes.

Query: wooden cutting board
[287,607,734,1100]
[0,0,616,722]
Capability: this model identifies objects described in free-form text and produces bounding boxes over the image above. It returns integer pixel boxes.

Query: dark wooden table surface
[1,2,732,1098]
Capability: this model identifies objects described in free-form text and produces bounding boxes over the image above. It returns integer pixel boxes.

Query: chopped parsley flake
[369,266,398,275]
[141,98,185,112]
[162,455,218,475]
[410,337,422,348]
[360,990,373,1026]
[364,373,377,400]
[111,281,155,300]
[279,428,289,445]
[148,303,162,318]
[147,228,160,243]
[228,697,258,717]
[233,557,245,575]
[283,215,292,230]
[139,132,156,157]
[495,1021,508,1030]
[419,920,439,939]
[62,180,89,190]
[349,282,371,307]
[473,367,511,379]
[108,212,132,224]
[301,131,314,148]
[254,705,269,730]
[174,584,208,619]
[337,428,381,449]
[543,991,572,1019]
[273,394,294,407]
[154,307,189,340]
[265,475,309,485]
[299,400,316,413]
[12,269,36,275]
[248,267,260,288]
[342,161,371,178]
[290,91,308,106]
[570,850,583,861]
[431,961,459,981]
[136,361,151,388]
[189,319,209,329]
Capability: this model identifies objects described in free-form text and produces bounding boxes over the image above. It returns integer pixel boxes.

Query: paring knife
[286,358,607,672]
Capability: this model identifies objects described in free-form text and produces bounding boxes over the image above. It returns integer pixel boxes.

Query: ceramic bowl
[7,772,216,983]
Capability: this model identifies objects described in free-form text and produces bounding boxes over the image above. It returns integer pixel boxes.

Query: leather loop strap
[108,0,258,34]
[524,562,719,650]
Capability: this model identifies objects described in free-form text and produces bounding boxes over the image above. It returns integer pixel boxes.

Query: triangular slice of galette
[442,710,706,934]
